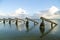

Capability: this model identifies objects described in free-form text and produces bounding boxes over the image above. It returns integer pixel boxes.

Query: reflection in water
[15,23,18,31]
[15,21,26,32]
[15,19,18,27]
[34,22,38,27]
[40,22,57,40]
[0,19,59,40]
[25,20,37,32]
[9,18,11,25]
[9,20,11,27]
[3,19,5,24]
[15,22,18,28]
[40,20,45,34]
[40,20,45,40]
[39,19,57,40]
[51,23,57,29]
[26,20,29,32]
[3,19,5,26]
[0,20,1,22]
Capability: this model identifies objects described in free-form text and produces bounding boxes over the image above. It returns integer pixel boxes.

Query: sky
[0,0,60,18]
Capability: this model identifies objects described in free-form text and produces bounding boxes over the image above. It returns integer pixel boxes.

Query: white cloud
[16,8,27,14]
[10,8,29,17]
[0,11,10,18]
[34,6,60,19]
[0,6,59,19]
[49,6,59,15]
[0,8,29,18]
[0,11,6,16]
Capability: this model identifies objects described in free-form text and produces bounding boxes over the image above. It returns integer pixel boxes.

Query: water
[0,19,60,40]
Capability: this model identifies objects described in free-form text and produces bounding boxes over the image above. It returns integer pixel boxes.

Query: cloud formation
[35,6,60,19]
[0,8,29,18]
[0,10,9,18]
[0,6,60,19]
[49,6,59,15]
[16,8,27,14]
[10,8,28,17]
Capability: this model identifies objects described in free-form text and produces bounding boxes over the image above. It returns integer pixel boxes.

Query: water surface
[0,19,60,40]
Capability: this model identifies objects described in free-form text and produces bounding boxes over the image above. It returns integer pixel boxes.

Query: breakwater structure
[40,17,57,28]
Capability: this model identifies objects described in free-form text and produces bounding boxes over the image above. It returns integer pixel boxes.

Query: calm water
[0,19,60,40]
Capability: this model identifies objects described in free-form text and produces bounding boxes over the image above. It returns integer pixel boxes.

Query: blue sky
[0,0,60,16]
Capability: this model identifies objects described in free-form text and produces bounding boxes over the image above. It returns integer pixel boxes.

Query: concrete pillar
[9,18,11,24]
[51,23,53,28]
[26,19,29,32]
[3,18,5,24]
[15,18,18,25]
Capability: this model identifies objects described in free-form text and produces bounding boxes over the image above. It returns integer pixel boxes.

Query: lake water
[0,19,60,40]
